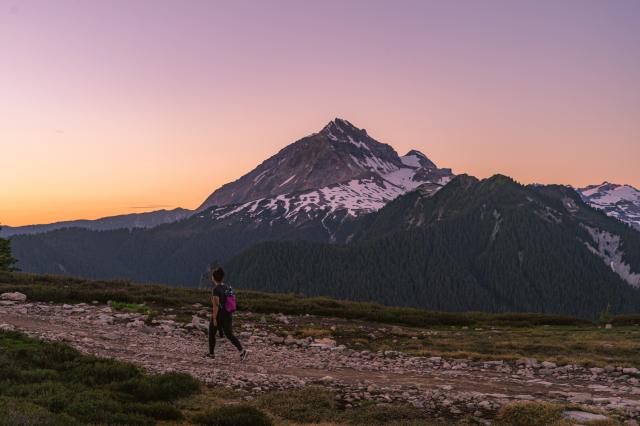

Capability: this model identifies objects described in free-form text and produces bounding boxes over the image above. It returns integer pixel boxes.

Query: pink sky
[1,0,639,226]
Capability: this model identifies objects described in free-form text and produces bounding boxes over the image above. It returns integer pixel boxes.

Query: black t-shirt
[212,284,226,309]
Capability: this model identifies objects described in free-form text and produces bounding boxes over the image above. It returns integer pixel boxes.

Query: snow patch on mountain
[401,154,422,168]
[582,225,640,287]
[279,174,296,187]
[578,183,640,231]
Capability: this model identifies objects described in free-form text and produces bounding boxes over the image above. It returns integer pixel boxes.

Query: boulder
[191,315,208,332]
[314,337,337,347]
[516,358,538,368]
[269,334,285,344]
[276,314,289,324]
[0,292,26,302]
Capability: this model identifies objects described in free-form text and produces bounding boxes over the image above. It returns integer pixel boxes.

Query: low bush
[67,358,142,385]
[192,404,272,426]
[495,401,568,426]
[117,371,200,401]
[611,314,640,326]
[256,387,336,423]
[0,330,199,424]
[0,396,77,426]
[342,402,432,425]
[129,401,184,420]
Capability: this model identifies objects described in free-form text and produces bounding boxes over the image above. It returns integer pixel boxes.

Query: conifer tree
[0,227,17,271]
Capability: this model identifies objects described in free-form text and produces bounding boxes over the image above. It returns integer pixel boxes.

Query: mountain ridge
[226,174,640,318]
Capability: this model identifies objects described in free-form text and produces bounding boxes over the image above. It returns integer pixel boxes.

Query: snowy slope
[204,171,449,227]
[578,182,640,231]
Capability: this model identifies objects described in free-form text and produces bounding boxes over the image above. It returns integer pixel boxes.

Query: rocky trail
[1,294,640,424]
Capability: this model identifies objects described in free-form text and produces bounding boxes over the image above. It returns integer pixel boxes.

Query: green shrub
[342,403,431,424]
[495,401,568,426]
[0,396,78,426]
[11,340,79,370]
[17,368,60,383]
[66,390,153,425]
[0,331,197,424]
[129,401,184,420]
[598,303,613,325]
[118,371,200,401]
[611,314,640,326]
[5,381,75,413]
[192,404,272,426]
[257,387,336,422]
[67,358,141,385]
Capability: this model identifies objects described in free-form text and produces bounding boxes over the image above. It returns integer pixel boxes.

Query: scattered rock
[0,292,26,302]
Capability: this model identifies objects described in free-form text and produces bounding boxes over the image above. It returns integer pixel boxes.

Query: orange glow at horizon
[1,1,639,227]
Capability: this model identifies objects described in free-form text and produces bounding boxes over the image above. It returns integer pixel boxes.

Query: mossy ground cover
[329,323,640,367]
[176,387,477,426]
[0,330,199,425]
[495,401,619,426]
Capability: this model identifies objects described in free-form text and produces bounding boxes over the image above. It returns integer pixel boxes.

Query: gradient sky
[1,0,639,226]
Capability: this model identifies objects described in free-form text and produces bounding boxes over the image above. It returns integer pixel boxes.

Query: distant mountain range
[0,208,191,238]
[577,182,640,231]
[6,118,640,317]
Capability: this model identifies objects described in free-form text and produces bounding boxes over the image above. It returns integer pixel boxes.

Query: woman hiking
[205,267,248,361]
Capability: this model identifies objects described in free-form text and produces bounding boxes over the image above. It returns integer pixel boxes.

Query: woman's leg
[221,314,243,352]
[208,319,217,354]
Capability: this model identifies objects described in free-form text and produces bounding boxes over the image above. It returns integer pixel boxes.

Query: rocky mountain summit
[199,118,453,218]
[578,182,640,231]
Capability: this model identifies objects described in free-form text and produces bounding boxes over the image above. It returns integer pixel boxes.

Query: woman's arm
[212,295,220,326]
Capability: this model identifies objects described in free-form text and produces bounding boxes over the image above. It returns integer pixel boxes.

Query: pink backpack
[222,285,237,313]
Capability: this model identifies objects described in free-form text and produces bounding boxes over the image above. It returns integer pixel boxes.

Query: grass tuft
[192,404,272,426]
[495,401,569,426]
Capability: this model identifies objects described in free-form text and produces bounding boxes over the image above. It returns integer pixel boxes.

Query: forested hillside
[227,175,640,318]
[9,204,343,287]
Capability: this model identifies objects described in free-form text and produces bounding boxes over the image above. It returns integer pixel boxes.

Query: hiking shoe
[239,349,249,361]
[203,353,215,359]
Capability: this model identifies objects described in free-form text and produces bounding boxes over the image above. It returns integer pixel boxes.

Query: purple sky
[1,0,639,225]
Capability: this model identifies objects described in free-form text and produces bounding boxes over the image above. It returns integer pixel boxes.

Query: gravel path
[1,299,640,423]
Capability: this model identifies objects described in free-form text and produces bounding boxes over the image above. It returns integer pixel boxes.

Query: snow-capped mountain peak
[199,118,452,210]
[197,118,454,236]
[577,182,640,231]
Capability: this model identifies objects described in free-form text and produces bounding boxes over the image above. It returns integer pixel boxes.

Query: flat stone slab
[564,410,610,422]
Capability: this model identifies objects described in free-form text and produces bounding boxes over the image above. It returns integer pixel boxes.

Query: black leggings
[209,314,242,354]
